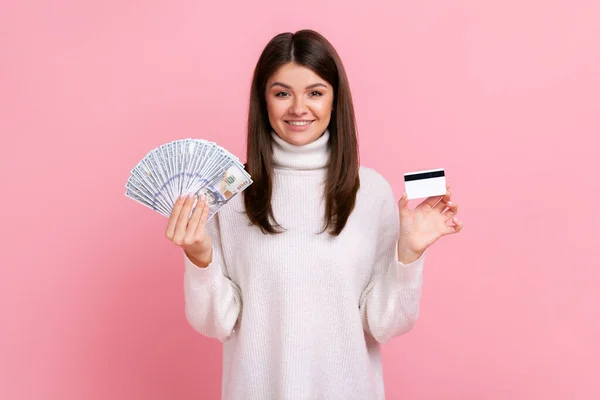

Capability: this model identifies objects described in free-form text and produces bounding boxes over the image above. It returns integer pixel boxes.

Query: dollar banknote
[125,138,253,220]
[190,161,253,220]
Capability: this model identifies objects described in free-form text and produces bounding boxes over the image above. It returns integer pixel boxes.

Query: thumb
[398,192,409,210]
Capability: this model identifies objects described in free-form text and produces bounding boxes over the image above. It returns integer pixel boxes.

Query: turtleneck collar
[271,129,331,171]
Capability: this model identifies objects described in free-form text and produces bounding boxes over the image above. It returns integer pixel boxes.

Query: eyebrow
[269,82,328,90]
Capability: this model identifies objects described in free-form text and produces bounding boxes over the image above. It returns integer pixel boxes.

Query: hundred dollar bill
[125,138,253,219]
[125,186,170,217]
[190,162,253,220]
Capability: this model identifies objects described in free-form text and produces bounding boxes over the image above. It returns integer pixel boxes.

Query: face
[265,62,334,146]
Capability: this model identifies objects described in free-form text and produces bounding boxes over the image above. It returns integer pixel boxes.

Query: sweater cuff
[183,249,220,284]
[393,240,426,268]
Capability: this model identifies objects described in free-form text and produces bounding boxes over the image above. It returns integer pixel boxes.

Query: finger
[166,195,187,240]
[184,195,206,242]
[443,202,458,221]
[194,197,210,238]
[418,194,444,209]
[446,217,463,234]
[433,190,452,212]
[173,193,196,244]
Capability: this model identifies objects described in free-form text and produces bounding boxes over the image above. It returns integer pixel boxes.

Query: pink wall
[1,1,599,399]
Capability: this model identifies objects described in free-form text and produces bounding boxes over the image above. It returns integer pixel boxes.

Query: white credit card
[404,168,446,200]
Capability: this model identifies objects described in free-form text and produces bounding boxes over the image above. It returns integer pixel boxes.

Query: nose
[289,96,308,116]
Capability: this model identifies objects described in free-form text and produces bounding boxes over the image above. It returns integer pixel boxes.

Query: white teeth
[288,121,312,126]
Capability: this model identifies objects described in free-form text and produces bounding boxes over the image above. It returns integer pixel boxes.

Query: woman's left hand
[396,182,463,263]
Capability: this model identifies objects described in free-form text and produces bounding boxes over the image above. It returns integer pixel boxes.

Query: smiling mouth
[286,120,314,126]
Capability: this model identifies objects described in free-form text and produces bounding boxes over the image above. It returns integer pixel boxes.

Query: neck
[271,130,330,171]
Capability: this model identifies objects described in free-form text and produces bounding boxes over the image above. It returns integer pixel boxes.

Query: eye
[309,91,323,97]
[275,92,289,97]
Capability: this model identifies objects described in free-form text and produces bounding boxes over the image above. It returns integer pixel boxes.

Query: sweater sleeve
[359,179,425,344]
[183,213,242,342]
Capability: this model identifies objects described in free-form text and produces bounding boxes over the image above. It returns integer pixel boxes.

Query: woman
[165,29,462,400]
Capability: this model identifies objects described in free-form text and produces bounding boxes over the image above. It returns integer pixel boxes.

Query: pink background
[1,0,599,399]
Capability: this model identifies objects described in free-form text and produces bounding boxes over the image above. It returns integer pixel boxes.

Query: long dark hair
[243,29,360,236]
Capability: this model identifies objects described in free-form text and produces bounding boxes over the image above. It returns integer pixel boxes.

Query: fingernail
[200,194,206,201]
[447,201,453,206]
[402,192,407,199]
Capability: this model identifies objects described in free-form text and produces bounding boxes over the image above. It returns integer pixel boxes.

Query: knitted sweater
[182,130,426,400]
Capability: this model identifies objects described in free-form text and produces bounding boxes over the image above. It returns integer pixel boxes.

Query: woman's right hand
[165,193,213,268]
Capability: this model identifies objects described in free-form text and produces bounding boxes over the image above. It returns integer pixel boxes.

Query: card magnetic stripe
[404,170,445,182]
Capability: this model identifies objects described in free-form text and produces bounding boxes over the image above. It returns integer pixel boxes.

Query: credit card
[404,168,446,200]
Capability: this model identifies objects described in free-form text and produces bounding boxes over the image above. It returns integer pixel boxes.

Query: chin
[281,127,324,146]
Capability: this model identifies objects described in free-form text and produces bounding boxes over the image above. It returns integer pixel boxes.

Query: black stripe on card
[404,170,445,182]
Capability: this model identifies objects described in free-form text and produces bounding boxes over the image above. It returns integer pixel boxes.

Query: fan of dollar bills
[125,138,252,220]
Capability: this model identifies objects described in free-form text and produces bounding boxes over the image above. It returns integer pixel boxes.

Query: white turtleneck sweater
[182,130,426,400]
